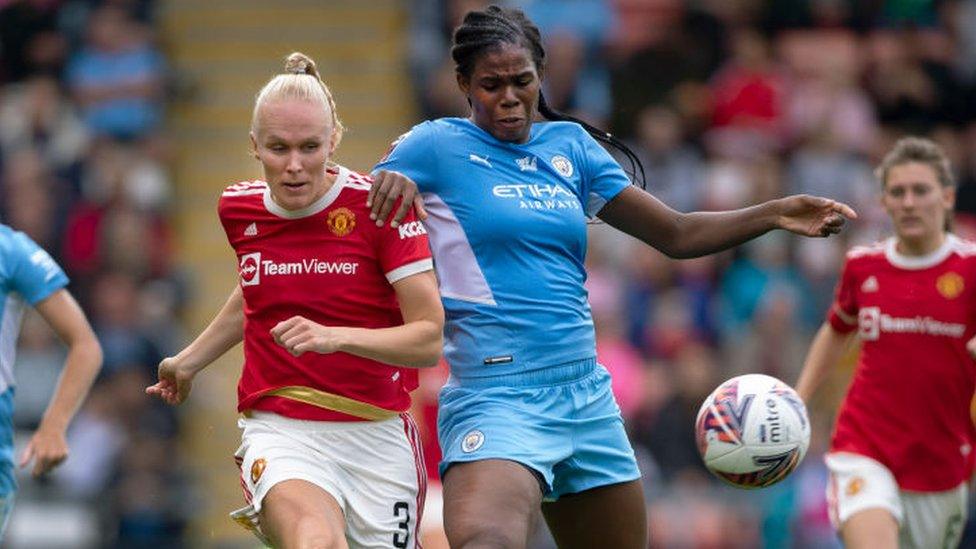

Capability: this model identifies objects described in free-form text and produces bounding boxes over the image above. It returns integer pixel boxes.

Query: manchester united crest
[845,476,864,496]
[327,207,356,237]
[936,272,964,299]
[251,458,267,484]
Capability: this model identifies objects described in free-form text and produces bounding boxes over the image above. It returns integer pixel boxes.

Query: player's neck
[895,232,946,257]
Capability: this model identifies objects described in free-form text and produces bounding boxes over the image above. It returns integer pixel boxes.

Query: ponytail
[538,92,646,190]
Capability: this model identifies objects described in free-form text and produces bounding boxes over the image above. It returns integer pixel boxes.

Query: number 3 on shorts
[393,501,410,548]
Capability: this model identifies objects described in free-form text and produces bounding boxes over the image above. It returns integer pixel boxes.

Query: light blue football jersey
[0,225,68,494]
[375,118,630,380]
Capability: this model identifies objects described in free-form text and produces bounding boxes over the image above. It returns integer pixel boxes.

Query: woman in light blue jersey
[0,225,102,540]
[369,5,856,548]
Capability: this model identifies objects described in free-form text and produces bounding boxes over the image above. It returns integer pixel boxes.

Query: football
[695,374,811,488]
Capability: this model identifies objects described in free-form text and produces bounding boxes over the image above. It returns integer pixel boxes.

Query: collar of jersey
[884,233,957,270]
[263,165,348,219]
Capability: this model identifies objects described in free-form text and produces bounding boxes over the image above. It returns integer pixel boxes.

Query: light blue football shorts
[437,357,641,501]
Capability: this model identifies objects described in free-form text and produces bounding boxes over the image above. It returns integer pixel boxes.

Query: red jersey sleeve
[372,207,433,284]
[827,256,859,333]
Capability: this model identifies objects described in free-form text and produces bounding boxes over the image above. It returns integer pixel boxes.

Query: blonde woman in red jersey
[146,53,444,548]
[796,137,976,549]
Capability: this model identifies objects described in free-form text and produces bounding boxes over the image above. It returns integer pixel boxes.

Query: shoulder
[219,180,266,218]
[0,223,16,242]
[222,180,267,197]
[380,120,444,163]
[389,119,446,146]
[532,120,591,145]
[220,180,266,204]
[330,167,375,219]
[341,168,374,192]
[949,235,976,258]
[0,224,37,256]
[841,241,886,274]
[846,241,886,262]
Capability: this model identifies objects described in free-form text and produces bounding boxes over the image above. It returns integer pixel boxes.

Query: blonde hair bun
[284,52,317,77]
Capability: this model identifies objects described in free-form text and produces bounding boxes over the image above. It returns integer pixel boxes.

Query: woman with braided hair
[147,52,443,548]
[370,5,856,548]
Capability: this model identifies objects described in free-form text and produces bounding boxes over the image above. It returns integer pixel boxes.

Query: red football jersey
[827,235,976,491]
[219,165,433,421]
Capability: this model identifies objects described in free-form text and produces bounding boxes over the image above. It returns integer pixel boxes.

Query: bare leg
[841,508,898,549]
[541,480,646,549]
[443,459,544,549]
[261,479,349,549]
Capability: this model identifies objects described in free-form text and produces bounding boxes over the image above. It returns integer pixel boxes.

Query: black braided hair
[538,93,646,190]
[451,5,646,190]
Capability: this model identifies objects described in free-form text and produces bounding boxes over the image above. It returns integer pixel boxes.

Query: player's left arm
[22,289,102,477]
[271,270,444,368]
[597,186,856,259]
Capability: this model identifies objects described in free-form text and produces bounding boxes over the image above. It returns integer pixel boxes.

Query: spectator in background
[1,149,65,254]
[87,271,162,379]
[61,140,171,280]
[0,0,67,84]
[862,29,964,133]
[786,127,876,223]
[631,341,716,481]
[0,75,89,179]
[516,0,615,124]
[66,4,164,140]
[626,103,706,213]
[706,27,786,157]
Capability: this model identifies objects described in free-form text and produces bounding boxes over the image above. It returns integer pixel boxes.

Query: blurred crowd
[3,0,976,547]
[0,0,187,546]
[407,0,976,548]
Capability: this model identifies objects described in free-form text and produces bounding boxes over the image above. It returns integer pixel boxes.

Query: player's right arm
[146,285,244,405]
[795,322,855,402]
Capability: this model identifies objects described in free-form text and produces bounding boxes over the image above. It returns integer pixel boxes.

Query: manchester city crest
[461,430,485,453]
[551,155,574,178]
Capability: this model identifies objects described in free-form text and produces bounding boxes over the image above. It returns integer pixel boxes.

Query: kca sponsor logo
[397,221,427,239]
[240,252,261,286]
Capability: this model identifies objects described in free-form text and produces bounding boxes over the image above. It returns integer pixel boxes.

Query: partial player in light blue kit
[0,224,102,539]
[371,6,857,548]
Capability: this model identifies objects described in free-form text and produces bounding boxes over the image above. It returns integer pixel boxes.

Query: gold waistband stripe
[259,385,399,421]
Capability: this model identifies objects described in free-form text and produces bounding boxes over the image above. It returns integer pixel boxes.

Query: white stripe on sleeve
[386,258,434,284]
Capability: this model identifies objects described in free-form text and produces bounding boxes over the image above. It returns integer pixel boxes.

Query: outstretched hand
[777,195,857,237]
[367,170,426,228]
[146,357,194,405]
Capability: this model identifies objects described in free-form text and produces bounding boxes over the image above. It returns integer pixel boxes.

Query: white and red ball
[695,374,811,489]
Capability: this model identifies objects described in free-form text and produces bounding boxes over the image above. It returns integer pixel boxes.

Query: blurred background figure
[1,0,975,546]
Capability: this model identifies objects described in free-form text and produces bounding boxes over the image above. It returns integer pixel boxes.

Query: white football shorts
[825,451,967,549]
[230,411,427,549]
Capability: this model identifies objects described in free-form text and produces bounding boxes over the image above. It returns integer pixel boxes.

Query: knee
[449,528,527,549]
[291,515,347,549]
